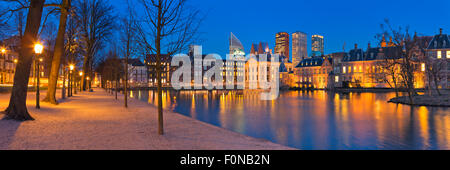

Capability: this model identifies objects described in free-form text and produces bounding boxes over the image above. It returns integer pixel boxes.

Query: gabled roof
[427,34,450,49]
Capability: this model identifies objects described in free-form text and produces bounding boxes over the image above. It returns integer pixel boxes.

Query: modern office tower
[311,34,324,56]
[292,31,307,66]
[229,32,245,56]
[275,32,290,58]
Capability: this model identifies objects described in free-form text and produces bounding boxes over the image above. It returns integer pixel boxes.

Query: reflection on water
[131,90,450,150]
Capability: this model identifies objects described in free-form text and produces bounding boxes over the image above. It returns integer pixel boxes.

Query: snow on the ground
[0,88,294,150]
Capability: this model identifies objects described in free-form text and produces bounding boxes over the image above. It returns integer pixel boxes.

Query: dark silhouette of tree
[43,0,72,104]
[1,0,46,121]
[75,0,115,91]
[136,0,202,135]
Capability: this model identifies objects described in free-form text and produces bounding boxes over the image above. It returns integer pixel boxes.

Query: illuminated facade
[425,28,450,89]
[294,57,332,89]
[275,32,290,58]
[245,54,294,89]
[311,35,324,56]
[292,31,308,67]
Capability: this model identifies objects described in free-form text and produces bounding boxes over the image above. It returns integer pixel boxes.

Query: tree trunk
[3,0,46,121]
[115,73,118,100]
[125,55,128,108]
[156,4,164,135]
[43,0,71,104]
[82,54,90,91]
[433,75,441,96]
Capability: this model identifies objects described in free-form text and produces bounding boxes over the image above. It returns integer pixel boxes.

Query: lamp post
[79,71,83,91]
[34,43,44,109]
[62,65,66,99]
[69,64,74,97]
[1,48,6,84]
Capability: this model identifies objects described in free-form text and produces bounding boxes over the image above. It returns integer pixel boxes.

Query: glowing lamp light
[39,58,43,62]
[13,59,18,64]
[1,48,6,54]
[69,64,74,71]
[86,77,90,80]
[79,71,83,76]
[34,43,44,54]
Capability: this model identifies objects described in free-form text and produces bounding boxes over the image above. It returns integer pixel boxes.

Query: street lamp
[1,48,5,84]
[79,71,83,91]
[34,43,44,109]
[69,64,74,97]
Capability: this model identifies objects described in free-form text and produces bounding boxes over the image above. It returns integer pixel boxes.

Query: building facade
[425,28,450,89]
[275,32,290,58]
[311,35,324,56]
[127,59,147,87]
[294,57,332,89]
[292,31,308,67]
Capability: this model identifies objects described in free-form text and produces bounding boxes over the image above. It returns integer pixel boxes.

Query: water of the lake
[129,90,450,150]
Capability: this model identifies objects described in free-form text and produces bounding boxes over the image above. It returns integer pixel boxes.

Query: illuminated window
[343,66,346,73]
[359,66,362,72]
[437,51,442,58]
[354,66,357,72]
[447,51,450,58]
[335,76,339,83]
[421,63,425,72]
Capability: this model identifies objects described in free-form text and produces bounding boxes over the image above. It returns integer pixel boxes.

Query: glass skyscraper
[311,35,324,56]
[292,31,307,66]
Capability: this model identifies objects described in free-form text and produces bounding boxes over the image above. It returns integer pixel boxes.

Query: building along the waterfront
[294,56,332,89]
[425,28,450,89]
[127,59,147,87]
[292,31,308,67]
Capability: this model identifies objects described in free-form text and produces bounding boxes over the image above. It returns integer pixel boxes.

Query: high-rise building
[292,31,307,66]
[229,32,245,56]
[311,34,324,56]
[275,32,290,58]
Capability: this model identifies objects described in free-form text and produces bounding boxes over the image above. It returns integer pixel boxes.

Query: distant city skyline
[112,0,450,58]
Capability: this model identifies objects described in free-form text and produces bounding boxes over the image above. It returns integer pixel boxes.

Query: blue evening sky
[112,0,450,59]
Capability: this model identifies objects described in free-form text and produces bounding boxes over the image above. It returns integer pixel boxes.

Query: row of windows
[297,68,328,75]
[436,51,450,59]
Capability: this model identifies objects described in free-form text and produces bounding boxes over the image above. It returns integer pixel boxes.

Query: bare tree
[136,0,202,135]
[1,0,46,121]
[43,0,71,104]
[119,0,138,108]
[380,19,426,104]
[75,0,115,91]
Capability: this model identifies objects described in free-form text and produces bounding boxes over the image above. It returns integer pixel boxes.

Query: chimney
[440,28,443,35]
[368,42,371,49]
[354,43,358,49]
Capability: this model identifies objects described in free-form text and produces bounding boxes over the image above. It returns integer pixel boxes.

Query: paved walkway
[0,88,293,150]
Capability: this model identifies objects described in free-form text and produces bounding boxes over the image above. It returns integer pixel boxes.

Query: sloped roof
[427,34,450,49]
[279,62,288,73]
[295,57,324,68]
[128,59,145,66]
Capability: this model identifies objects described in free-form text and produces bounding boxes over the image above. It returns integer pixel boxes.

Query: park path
[0,88,293,150]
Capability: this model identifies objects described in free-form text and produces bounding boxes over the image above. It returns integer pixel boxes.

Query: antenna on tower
[342,41,346,52]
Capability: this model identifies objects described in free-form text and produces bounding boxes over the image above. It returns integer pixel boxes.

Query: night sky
[113,0,450,59]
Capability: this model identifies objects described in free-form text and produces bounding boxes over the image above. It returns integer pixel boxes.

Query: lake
[129,90,450,150]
